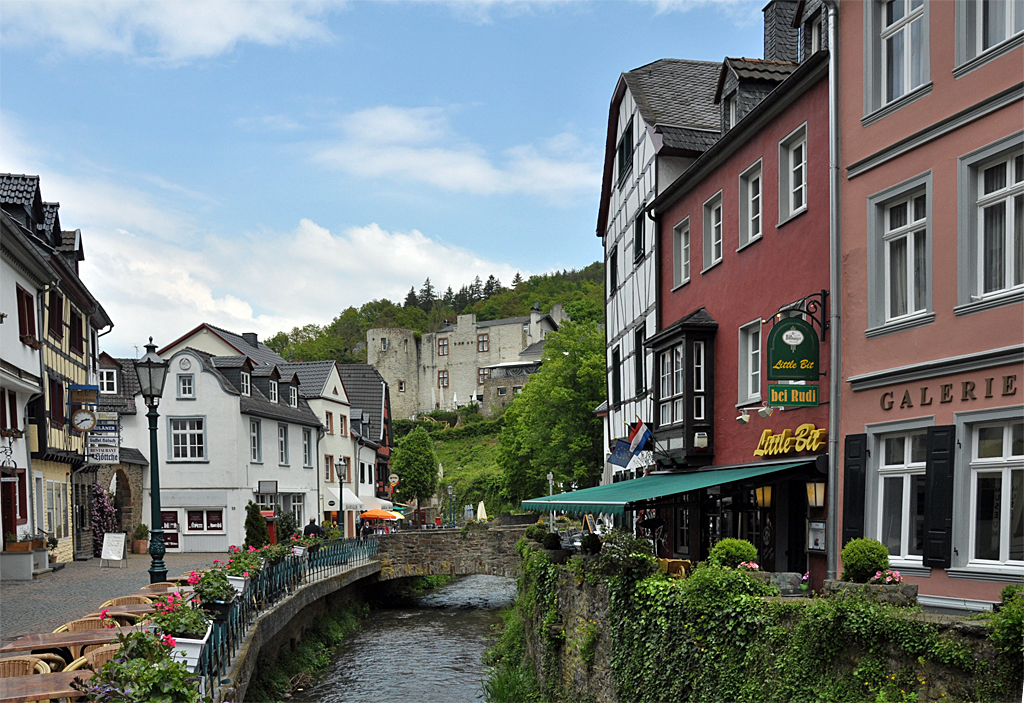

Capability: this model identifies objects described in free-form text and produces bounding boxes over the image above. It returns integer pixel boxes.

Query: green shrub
[1000,583,1023,604]
[132,523,149,541]
[595,529,656,582]
[243,500,270,550]
[580,533,602,556]
[542,533,562,550]
[525,525,548,542]
[840,538,890,583]
[708,538,758,568]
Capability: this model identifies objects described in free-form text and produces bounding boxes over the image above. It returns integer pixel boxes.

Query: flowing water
[291,575,516,703]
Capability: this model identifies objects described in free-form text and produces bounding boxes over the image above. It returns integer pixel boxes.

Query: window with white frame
[739,161,762,248]
[99,369,117,394]
[738,321,761,405]
[867,172,932,333]
[438,338,449,356]
[956,1,1024,73]
[673,219,690,288]
[878,431,927,562]
[289,386,297,408]
[976,151,1023,297]
[303,428,312,467]
[438,370,449,388]
[882,0,926,104]
[45,480,68,539]
[970,420,1023,565]
[381,337,388,351]
[477,334,489,352]
[170,418,205,460]
[703,192,723,270]
[177,374,194,399]
[278,424,289,465]
[269,380,278,403]
[250,419,262,462]
[240,372,251,397]
[779,125,807,222]
[325,411,333,434]
[884,192,929,321]
[727,94,738,130]
[659,344,685,426]
[692,341,706,421]
[339,456,350,482]
[981,0,1023,54]
[398,380,406,392]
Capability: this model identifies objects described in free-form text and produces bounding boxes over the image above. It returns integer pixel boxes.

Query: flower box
[5,541,31,553]
[169,622,212,673]
[203,599,234,624]
[226,575,249,597]
[292,545,307,558]
[822,579,918,607]
[19,335,41,350]
[0,429,25,439]
[29,539,44,550]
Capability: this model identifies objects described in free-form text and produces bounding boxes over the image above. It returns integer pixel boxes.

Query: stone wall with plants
[484,534,1024,702]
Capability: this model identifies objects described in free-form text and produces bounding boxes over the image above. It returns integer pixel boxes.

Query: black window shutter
[842,433,868,545]
[923,425,956,569]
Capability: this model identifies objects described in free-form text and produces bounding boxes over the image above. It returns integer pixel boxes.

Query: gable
[160,325,243,360]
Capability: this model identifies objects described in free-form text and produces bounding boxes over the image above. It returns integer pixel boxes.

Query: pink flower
[213,559,222,565]
[187,571,200,586]
[160,634,177,647]
[248,546,256,553]
[243,572,249,578]
[99,609,109,620]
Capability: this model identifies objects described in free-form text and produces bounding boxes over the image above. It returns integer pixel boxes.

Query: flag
[608,439,633,467]
[628,419,652,455]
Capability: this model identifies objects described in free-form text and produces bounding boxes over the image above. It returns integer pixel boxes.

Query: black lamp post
[134,338,170,584]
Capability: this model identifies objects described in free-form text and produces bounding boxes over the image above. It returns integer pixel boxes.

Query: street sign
[89,446,119,463]
[768,384,819,407]
[766,317,819,381]
[88,436,118,446]
[94,423,118,433]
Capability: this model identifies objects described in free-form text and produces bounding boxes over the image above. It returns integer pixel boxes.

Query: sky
[1,0,765,357]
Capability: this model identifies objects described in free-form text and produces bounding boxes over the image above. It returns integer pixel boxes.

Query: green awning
[520,461,813,516]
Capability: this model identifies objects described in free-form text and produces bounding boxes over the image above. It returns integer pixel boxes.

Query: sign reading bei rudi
[766,317,819,381]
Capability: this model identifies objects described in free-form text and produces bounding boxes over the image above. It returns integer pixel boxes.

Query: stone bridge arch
[375,526,526,580]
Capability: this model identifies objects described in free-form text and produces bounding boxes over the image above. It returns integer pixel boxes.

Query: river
[291,575,516,702]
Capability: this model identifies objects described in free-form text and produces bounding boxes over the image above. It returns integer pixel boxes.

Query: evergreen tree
[419,278,436,312]
[511,271,523,287]
[404,287,419,308]
[483,275,502,298]
[469,276,483,302]
[443,286,455,308]
[243,501,271,549]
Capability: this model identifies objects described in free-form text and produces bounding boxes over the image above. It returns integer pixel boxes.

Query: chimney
[763,0,800,63]
[242,332,258,347]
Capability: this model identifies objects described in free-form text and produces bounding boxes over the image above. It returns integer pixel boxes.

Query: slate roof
[210,355,251,369]
[41,203,60,238]
[204,324,288,367]
[478,315,530,328]
[99,357,142,415]
[520,340,546,357]
[622,59,722,132]
[336,365,387,442]
[0,174,40,207]
[288,360,338,399]
[715,57,798,103]
[658,126,722,153]
[119,447,149,466]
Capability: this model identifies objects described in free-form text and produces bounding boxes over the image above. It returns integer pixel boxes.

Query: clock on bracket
[72,408,97,432]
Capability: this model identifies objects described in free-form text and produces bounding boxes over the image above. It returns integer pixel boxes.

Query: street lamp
[447,484,454,526]
[134,338,170,584]
[547,472,554,533]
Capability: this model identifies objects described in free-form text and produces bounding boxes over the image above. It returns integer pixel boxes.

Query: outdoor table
[0,670,90,702]
[0,625,142,654]
[85,603,156,618]
[136,585,194,597]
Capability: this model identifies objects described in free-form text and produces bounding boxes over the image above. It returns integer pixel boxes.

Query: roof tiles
[622,59,722,132]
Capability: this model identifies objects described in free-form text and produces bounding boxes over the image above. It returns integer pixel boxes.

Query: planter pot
[133,539,149,554]
[226,575,249,597]
[168,623,212,673]
[292,545,307,558]
[29,540,44,550]
[202,599,234,624]
[268,556,284,566]
[5,542,31,553]
[800,583,809,591]
[542,548,572,565]
[822,579,918,607]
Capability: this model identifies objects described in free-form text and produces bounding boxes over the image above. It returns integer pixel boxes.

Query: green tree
[392,426,439,526]
[243,501,270,549]
[497,320,606,504]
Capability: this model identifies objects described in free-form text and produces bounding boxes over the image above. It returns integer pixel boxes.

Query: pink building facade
[838,0,1023,611]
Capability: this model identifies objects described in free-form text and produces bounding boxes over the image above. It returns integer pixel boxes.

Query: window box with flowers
[0,428,25,439]
[149,592,212,672]
[19,334,41,350]
[224,545,263,596]
[190,568,236,624]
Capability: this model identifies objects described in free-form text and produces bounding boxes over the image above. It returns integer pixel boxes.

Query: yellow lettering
[800,360,815,369]
[753,429,772,457]
[753,424,827,457]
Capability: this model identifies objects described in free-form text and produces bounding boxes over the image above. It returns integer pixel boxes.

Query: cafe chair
[64,644,122,672]
[29,652,69,672]
[140,582,178,591]
[99,595,152,608]
[0,655,51,677]
[53,617,115,659]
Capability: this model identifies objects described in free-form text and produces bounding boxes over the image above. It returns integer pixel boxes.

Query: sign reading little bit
[766,317,819,381]
[768,384,819,407]
[753,423,827,457]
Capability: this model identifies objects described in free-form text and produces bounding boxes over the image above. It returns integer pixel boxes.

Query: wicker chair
[99,595,152,608]
[64,644,121,672]
[140,582,177,591]
[0,656,51,677]
[29,652,69,672]
[53,618,116,659]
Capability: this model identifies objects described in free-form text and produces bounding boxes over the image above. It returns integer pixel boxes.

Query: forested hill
[266,262,604,364]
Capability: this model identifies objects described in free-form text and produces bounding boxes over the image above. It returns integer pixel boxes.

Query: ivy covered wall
[486,536,1023,702]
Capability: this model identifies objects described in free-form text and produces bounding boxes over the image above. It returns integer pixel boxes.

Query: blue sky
[1,0,764,356]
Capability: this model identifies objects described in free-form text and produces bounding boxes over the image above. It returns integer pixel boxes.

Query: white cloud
[0,1,334,64]
[313,105,600,202]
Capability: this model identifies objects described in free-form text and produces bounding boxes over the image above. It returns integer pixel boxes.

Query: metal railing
[194,536,378,696]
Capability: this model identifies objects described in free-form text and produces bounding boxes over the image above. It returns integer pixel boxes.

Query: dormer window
[289,387,297,408]
[727,94,738,130]
[99,369,117,394]
[240,372,251,397]
[269,380,278,403]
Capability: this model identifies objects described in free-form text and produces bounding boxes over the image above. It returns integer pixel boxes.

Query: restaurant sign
[768,384,819,407]
[766,318,819,381]
[753,423,827,457]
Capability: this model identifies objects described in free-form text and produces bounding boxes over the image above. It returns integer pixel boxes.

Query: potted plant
[70,630,206,702]
[29,532,45,550]
[150,592,212,672]
[800,571,809,591]
[224,546,261,596]
[0,428,25,439]
[46,536,59,563]
[824,538,918,606]
[4,532,31,552]
[19,334,41,350]
[191,568,235,624]
[260,541,291,566]
[132,523,150,554]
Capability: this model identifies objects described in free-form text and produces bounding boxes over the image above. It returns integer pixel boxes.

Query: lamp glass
[806,482,826,508]
[694,432,708,448]
[755,485,772,508]
[134,338,169,405]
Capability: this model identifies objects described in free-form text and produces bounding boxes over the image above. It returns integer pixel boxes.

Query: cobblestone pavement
[0,552,227,646]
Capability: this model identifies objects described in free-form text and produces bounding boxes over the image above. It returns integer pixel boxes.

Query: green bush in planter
[580,533,602,556]
[840,538,890,583]
[708,538,758,568]
[542,532,562,550]
[132,523,149,541]
[525,525,548,542]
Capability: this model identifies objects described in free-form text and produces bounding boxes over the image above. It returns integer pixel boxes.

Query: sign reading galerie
[753,423,827,457]
[766,318,819,381]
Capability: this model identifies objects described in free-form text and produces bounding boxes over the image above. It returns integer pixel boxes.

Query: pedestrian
[303,517,324,538]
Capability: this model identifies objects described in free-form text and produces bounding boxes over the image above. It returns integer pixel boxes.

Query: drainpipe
[822,0,842,581]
